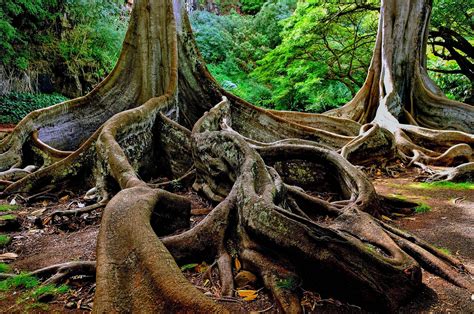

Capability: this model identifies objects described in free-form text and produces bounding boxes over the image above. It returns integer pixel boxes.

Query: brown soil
[374,170,473,313]
[0,170,473,313]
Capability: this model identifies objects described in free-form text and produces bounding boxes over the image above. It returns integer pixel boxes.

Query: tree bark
[0,0,472,312]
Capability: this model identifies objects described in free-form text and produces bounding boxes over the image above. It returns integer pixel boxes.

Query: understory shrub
[0,93,68,124]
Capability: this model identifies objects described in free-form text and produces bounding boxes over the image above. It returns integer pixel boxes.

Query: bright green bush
[190,1,294,107]
[0,93,68,124]
[56,1,128,84]
[0,1,128,96]
[252,1,378,112]
[240,0,265,15]
[0,0,60,70]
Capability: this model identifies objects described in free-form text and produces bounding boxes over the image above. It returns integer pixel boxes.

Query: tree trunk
[0,0,472,312]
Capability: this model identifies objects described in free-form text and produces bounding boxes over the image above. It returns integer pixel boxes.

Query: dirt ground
[373,171,473,313]
[0,168,473,313]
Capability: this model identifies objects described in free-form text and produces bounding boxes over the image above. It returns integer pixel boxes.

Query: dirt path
[374,175,473,313]
[0,174,473,312]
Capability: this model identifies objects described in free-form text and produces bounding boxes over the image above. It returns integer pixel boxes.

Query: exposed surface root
[427,162,474,182]
[49,202,106,218]
[0,261,96,285]
[0,0,472,312]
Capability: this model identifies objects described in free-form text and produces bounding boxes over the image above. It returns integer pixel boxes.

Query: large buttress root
[323,0,474,177]
[0,0,472,312]
[185,100,472,311]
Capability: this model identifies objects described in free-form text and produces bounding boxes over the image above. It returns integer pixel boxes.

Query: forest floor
[0,166,472,313]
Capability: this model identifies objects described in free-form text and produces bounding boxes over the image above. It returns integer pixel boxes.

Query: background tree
[428,0,474,103]
[0,0,128,97]
[253,0,379,111]
[0,0,472,312]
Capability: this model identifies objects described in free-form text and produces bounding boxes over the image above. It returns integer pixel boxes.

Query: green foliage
[240,0,265,15]
[0,0,60,69]
[276,276,299,290]
[252,0,378,111]
[253,0,298,49]
[427,0,473,102]
[56,1,128,83]
[414,203,431,214]
[0,204,19,212]
[190,1,294,106]
[435,246,451,256]
[0,214,16,221]
[0,263,11,273]
[29,284,69,301]
[0,92,68,124]
[0,235,11,248]
[180,263,198,271]
[0,235,11,247]
[0,273,40,291]
[0,1,128,95]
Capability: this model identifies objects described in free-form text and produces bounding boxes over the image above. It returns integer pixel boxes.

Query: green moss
[276,277,300,291]
[26,302,49,311]
[30,284,69,301]
[435,246,451,256]
[0,263,10,273]
[365,243,377,254]
[409,181,473,190]
[0,214,16,221]
[0,204,19,212]
[0,235,11,247]
[0,273,40,291]
[414,203,431,213]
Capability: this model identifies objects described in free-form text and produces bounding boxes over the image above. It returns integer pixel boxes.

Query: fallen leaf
[203,279,210,287]
[0,252,18,260]
[235,271,257,288]
[237,290,258,298]
[42,216,52,225]
[180,263,198,271]
[31,208,47,217]
[195,262,208,273]
[392,213,406,217]
[243,294,258,302]
[9,198,16,205]
[234,257,241,272]
[191,208,212,215]
[77,203,85,208]
[42,200,49,207]
[381,215,392,221]
[59,195,70,203]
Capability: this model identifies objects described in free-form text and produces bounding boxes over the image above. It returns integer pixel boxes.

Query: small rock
[204,292,213,297]
[65,302,76,309]
[235,271,257,288]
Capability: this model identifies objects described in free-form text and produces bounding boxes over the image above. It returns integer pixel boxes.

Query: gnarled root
[94,186,225,313]
[427,162,474,182]
[0,261,96,285]
[1,0,473,312]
